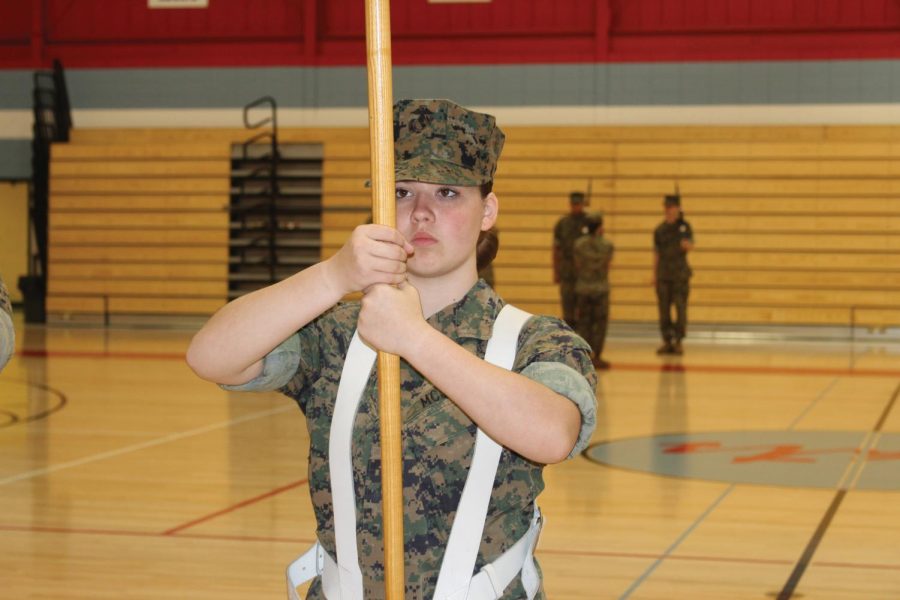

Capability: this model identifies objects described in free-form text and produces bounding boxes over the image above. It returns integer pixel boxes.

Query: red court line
[613,362,900,378]
[0,523,312,544]
[538,546,791,565]
[19,349,185,361]
[0,524,161,538]
[18,348,900,378]
[162,478,309,535]
[2,522,898,572]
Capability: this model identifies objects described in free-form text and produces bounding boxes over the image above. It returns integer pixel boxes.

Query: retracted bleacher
[49,125,900,332]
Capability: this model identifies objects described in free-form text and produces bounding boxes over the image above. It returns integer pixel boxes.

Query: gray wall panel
[0,140,31,180]
[4,61,900,111]
[4,59,900,177]
[0,72,34,109]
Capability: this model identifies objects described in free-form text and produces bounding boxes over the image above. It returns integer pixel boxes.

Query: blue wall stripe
[5,59,900,178]
[4,60,900,111]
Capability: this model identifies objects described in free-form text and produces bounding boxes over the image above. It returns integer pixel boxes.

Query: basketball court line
[611,374,845,599]
[786,377,840,429]
[614,362,900,378]
[776,381,900,600]
[618,484,735,599]
[1,522,897,572]
[18,349,185,361]
[14,348,900,378]
[0,404,295,486]
[163,478,309,535]
[0,379,68,428]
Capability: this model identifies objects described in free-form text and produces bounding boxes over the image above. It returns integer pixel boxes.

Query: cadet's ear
[481,193,498,230]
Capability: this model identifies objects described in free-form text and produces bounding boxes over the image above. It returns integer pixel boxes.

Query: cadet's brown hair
[475,181,498,271]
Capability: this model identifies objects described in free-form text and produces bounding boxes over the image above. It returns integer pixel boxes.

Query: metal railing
[238,96,279,282]
[24,59,72,322]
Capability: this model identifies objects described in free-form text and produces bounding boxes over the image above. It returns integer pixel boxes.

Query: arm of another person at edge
[358,282,584,465]
[0,278,13,372]
[186,225,413,386]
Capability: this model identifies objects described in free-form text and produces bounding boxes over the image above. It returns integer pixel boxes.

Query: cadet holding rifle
[653,194,694,355]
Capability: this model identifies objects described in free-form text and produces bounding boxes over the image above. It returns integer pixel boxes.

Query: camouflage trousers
[558,279,578,329]
[656,279,689,342]
[575,292,609,358]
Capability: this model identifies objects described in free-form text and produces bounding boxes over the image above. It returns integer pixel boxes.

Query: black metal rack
[228,97,323,299]
[21,59,72,322]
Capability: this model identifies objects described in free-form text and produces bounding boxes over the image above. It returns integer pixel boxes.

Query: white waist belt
[286,304,540,599]
[287,505,542,600]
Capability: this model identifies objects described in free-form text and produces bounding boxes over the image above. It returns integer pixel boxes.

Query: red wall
[3,0,900,68]
[616,0,900,33]
[0,3,33,65]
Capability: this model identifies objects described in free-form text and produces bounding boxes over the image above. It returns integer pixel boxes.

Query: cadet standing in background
[574,212,614,369]
[0,275,14,372]
[653,194,694,355]
[553,191,591,328]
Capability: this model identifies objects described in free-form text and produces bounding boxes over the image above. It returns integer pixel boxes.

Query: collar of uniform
[425,279,503,341]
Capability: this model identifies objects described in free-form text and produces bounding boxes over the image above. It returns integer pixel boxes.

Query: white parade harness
[287,304,543,600]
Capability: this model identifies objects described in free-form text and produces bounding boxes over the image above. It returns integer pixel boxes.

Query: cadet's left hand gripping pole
[365,0,404,598]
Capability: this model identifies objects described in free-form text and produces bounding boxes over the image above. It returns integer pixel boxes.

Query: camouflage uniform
[573,232,614,359]
[553,210,591,329]
[0,276,13,372]
[228,281,597,599]
[654,215,694,345]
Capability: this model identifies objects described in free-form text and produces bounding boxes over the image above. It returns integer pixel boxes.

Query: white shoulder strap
[328,330,376,599]
[432,304,533,600]
[314,304,532,600]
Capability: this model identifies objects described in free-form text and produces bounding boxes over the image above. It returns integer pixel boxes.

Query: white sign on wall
[148,0,209,8]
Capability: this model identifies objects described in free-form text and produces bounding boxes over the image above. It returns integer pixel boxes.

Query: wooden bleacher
[49,125,900,331]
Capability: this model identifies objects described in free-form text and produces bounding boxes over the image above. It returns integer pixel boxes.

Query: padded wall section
[5,0,900,68]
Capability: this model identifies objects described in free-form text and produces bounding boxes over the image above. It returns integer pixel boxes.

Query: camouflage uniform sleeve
[0,276,13,372]
[0,276,11,317]
[513,316,598,459]
[219,333,300,392]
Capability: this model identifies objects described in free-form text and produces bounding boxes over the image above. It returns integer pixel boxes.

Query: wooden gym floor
[1,313,899,599]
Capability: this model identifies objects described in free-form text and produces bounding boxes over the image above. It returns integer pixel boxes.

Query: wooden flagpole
[364,0,404,597]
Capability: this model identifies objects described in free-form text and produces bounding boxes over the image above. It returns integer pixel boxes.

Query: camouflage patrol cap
[664,194,681,207]
[394,99,505,186]
[585,211,603,228]
[570,191,586,205]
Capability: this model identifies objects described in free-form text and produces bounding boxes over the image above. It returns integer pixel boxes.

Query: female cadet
[186,99,597,599]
